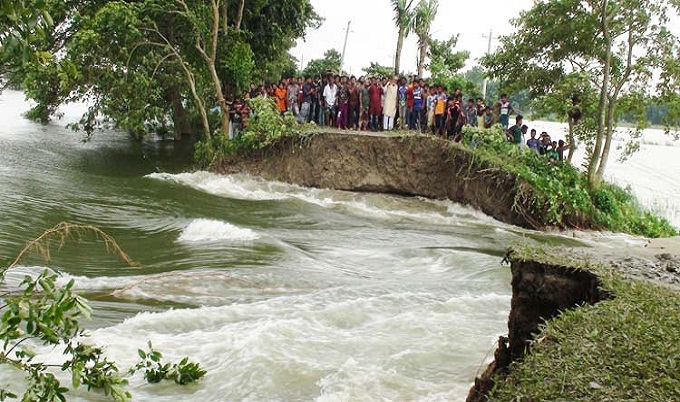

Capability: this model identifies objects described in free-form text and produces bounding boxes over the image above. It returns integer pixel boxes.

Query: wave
[146,171,290,200]
[0,267,510,402]
[147,172,505,228]
[177,218,260,243]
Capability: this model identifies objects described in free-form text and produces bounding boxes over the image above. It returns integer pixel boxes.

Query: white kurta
[383,83,398,118]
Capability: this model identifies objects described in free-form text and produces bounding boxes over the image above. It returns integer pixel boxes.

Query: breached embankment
[468,242,680,401]
[466,253,611,401]
[213,132,582,231]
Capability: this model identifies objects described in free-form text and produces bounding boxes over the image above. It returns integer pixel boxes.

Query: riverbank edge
[211,132,586,231]
[467,246,680,401]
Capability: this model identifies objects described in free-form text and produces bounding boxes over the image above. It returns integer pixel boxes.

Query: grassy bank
[200,98,676,238]
[458,125,676,238]
[490,248,680,401]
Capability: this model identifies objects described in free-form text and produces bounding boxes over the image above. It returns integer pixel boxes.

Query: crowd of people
[227,72,570,163]
[506,114,571,163]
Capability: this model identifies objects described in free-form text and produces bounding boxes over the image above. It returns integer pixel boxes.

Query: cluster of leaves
[0,223,206,401]
[131,342,206,385]
[195,96,302,166]
[1,271,131,401]
[461,125,677,238]
[491,249,680,401]
[0,0,54,90]
[2,0,320,140]
[427,35,469,83]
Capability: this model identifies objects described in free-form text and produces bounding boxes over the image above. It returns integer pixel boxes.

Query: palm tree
[392,0,415,76]
[413,0,439,78]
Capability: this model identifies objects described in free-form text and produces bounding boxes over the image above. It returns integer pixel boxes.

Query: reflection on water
[0,90,677,401]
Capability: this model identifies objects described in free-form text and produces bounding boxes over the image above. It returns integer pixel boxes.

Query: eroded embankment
[468,245,680,402]
[466,253,611,401]
[213,133,568,230]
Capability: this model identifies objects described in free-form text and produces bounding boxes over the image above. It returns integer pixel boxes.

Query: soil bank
[213,132,583,231]
[467,239,680,401]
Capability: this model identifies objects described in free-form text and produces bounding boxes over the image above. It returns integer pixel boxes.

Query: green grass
[490,248,680,401]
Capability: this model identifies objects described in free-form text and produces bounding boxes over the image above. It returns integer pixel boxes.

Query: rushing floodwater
[0,90,677,401]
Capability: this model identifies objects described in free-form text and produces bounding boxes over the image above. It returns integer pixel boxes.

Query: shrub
[195,97,301,166]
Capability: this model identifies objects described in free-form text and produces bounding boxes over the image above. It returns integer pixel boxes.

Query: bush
[195,97,301,166]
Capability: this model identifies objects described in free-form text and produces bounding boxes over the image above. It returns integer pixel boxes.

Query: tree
[412,0,438,78]
[302,48,342,77]
[362,62,395,78]
[428,35,469,82]
[391,0,415,76]
[3,0,319,142]
[425,35,476,95]
[482,0,680,188]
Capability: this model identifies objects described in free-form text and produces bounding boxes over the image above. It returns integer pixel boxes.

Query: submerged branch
[6,222,138,272]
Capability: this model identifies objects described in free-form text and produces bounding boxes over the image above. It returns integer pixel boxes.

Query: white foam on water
[1,266,163,296]
[177,218,259,243]
[146,171,290,200]
[147,171,505,228]
[0,285,509,401]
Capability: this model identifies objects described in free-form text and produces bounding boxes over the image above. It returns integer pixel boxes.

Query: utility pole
[339,20,351,74]
[482,29,495,101]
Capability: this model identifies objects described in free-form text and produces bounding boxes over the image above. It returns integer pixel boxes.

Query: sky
[290,0,536,76]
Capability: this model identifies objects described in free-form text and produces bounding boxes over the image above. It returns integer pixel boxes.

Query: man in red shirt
[406,85,415,130]
[368,77,383,131]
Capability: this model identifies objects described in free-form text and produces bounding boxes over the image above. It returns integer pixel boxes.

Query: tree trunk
[169,87,192,141]
[417,41,426,78]
[394,27,405,76]
[567,117,576,162]
[587,0,611,189]
[221,0,228,32]
[234,0,245,31]
[595,97,617,182]
[203,44,230,135]
[187,73,210,139]
[206,0,229,135]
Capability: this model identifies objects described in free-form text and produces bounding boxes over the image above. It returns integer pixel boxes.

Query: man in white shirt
[323,76,338,127]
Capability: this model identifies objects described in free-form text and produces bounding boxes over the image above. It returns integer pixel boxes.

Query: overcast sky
[291,0,536,76]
